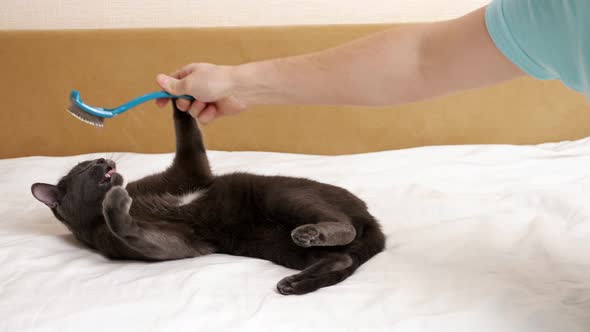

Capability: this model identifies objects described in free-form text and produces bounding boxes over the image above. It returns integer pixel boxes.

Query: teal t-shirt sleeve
[485,0,590,97]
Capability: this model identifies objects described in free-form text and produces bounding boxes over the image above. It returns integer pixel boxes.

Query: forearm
[229,7,523,108]
[231,25,425,107]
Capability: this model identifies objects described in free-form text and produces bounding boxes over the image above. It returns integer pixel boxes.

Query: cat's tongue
[106,169,116,177]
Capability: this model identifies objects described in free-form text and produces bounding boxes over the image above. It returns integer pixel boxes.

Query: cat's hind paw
[291,224,325,247]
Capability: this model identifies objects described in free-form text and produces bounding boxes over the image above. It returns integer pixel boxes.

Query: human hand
[155,63,247,124]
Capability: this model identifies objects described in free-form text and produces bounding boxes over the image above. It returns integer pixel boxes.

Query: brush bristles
[66,104,104,127]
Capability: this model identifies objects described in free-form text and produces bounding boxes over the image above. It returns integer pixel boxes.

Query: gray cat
[31,103,385,295]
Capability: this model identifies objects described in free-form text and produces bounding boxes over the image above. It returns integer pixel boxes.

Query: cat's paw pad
[103,186,132,214]
[291,225,325,247]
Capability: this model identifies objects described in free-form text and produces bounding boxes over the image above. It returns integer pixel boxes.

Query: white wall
[1,0,491,30]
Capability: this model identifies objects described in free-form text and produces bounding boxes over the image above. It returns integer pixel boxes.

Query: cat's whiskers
[105,152,123,165]
[112,152,123,164]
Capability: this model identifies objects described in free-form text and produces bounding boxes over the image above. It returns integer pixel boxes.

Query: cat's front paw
[103,187,133,236]
[103,186,132,214]
[173,104,196,121]
[291,224,325,247]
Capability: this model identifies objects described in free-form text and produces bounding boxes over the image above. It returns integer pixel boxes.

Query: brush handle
[112,91,195,115]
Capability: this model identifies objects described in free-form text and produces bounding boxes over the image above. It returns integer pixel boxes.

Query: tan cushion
[1,25,589,158]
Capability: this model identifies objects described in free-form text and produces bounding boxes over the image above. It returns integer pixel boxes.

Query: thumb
[156,74,186,95]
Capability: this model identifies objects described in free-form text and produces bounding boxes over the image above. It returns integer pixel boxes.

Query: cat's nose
[106,159,116,169]
[96,158,106,164]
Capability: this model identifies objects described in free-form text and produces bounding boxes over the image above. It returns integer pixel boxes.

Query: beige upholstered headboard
[1,25,589,159]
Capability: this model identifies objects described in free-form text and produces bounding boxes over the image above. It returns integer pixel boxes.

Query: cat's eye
[74,162,93,175]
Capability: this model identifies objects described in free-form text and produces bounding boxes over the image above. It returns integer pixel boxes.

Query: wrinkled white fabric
[3,138,590,332]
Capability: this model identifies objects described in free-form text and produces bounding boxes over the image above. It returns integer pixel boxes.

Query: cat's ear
[31,183,59,208]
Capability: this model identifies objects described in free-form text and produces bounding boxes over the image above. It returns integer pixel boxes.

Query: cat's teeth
[105,173,111,178]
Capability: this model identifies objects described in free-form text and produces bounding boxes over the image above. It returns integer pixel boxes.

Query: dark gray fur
[31,103,385,295]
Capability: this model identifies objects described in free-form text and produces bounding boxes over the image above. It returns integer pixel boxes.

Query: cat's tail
[345,218,386,271]
[321,220,385,290]
[277,217,385,295]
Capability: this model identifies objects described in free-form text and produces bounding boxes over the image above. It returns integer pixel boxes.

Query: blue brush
[67,90,195,127]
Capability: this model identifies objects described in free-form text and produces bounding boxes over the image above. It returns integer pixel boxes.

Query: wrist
[227,61,278,106]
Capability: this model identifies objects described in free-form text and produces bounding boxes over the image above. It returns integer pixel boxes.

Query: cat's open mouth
[100,166,117,185]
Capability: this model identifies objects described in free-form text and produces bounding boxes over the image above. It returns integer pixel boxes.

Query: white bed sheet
[3,139,590,332]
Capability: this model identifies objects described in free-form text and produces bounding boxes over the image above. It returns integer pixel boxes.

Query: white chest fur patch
[175,190,206,206]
